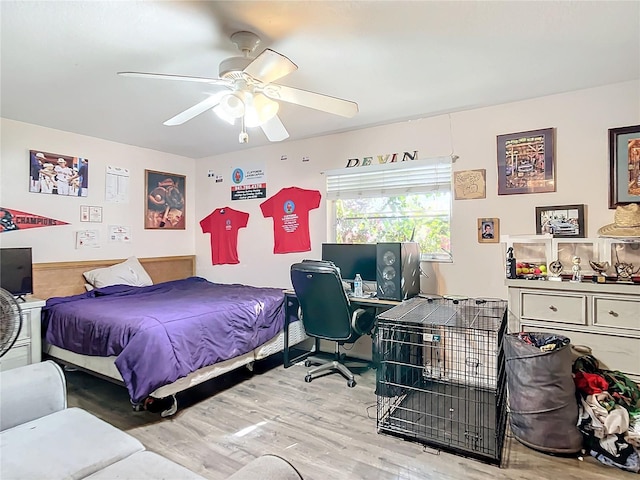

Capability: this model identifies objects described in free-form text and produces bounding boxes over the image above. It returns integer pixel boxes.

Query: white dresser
[0,296,45,371]
[506,280,640,382]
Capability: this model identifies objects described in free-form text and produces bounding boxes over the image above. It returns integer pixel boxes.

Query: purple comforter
[42,277,285,403]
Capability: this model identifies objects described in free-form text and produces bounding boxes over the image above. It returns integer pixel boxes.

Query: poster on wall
[496,128,555,195]
[0,207,69,232]
[230,160,267,201]
[29,150,88,197]
[145,170,186,229]
[105,165,130,203]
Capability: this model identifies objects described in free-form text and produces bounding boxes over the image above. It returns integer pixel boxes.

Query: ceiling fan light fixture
[213,93,245,125]
[220,94,245,117]
[212,104,236,125]
[243,93,279,128]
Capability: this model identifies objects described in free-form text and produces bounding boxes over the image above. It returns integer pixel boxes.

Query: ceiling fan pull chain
[239,116,249,144]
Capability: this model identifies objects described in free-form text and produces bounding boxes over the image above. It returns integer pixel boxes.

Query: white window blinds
[325,156,452,200]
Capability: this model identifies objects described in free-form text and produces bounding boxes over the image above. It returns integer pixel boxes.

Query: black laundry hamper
[504,333,583,454]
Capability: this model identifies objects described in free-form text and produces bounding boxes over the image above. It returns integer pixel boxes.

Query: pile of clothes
[573,354,640,473]
[517,332,570,352]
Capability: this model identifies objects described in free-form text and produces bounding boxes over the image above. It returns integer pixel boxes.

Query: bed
[34,256,307,416]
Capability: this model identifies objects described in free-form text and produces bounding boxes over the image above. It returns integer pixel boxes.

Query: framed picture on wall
[535,204,585,238]
[29,149,89,197]
[453,169,486,200]
[608,124,640,208]
[497,128,555,195]
[478,218,499,243]
[145,170,186,229]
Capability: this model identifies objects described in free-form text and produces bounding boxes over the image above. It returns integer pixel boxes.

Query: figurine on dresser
[614,262,639,283]
[570,255,582,283]
[589,261,609,283]
[548,260,563,281]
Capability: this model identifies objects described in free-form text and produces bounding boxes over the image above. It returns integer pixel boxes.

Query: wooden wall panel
[33,255,196,299]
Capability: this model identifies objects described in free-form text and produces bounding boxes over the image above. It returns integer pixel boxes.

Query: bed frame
[32,255,196,299]
[35,255,306,416]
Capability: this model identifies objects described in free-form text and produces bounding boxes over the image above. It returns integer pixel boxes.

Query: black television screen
[0,247,33,297]
[321,243,377,282]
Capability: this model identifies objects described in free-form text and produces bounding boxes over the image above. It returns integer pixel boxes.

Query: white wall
[0,119,195,262]
[2,81,637,300]
[195,80,640,300]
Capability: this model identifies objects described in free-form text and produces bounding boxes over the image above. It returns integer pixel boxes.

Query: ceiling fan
[118,31,358,144]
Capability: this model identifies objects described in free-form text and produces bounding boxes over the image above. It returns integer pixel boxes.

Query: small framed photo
[145,170,186,229]
[478,218,499,243]
[80,205,103,223]
[608,124,640,208]
[497,128,555,195]
[535,204,585,238]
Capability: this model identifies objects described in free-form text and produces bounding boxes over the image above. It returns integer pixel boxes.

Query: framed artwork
[29,149,89,197]
[80,205,103,223]
[453,169,486,200]
[535,204,585,238]
[145,170,186,229]
[608,124,640,208]
[497,128,555,195]
[478,217,499,243]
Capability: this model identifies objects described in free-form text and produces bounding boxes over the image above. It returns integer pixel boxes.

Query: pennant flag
[0,207,69,232]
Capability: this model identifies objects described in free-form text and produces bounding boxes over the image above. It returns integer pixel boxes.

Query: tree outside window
[331,192,451,261]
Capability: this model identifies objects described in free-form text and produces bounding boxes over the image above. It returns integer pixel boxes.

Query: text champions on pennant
[345,151,418,168]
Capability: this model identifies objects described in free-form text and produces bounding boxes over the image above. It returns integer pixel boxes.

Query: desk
[283,290,400,368]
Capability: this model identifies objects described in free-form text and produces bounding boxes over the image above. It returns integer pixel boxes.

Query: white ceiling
[1,1,638,159]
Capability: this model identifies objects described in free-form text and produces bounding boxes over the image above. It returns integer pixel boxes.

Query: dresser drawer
[593,296,640,331]
[521,292,586,325]
[0,343,30,371]
[521,324,640,380]
[16,308,32,342]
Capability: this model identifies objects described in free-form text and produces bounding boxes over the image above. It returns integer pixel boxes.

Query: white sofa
[0,361,303,480]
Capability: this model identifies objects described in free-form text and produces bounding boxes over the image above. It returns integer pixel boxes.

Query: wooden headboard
[32,255,196,300]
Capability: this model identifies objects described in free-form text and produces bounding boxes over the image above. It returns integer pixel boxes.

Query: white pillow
[83,256,153,288]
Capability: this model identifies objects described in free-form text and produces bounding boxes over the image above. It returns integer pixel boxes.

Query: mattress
[44,318,307,400]
[42,277,287,402]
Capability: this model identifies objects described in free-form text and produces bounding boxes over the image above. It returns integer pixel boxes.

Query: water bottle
[353,273,363,297]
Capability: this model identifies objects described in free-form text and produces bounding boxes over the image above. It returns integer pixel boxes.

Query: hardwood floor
[65,356,632,480]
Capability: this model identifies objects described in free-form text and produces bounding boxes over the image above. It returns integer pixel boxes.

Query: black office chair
[290,260,375,387]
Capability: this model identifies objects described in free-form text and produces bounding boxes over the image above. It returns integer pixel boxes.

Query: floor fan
[0,288,23,358]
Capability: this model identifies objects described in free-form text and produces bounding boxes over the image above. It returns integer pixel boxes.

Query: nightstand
[0,296,46,371]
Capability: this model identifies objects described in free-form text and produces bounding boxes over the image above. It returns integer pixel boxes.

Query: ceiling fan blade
[262,84,358,118]
[163,92,225,126]
[260,114,289,142]
[118,71,231,86]
[243,49,297,84]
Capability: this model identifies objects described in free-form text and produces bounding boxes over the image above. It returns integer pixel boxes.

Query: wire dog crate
[375,296,508,465]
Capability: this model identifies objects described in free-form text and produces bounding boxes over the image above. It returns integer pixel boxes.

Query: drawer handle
[608,310,619,317]
[548,305,558,312]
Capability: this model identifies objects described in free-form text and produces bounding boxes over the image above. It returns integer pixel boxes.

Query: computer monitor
[321,243,377,282]
[0,247,33,300]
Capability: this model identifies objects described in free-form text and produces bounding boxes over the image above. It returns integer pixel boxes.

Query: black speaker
[376,242,421,301]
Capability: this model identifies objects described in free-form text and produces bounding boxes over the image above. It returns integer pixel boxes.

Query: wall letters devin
[345,150,418,168]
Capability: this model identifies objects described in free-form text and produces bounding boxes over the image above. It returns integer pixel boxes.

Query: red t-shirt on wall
[260,187,321,254]
[200,207,249,265]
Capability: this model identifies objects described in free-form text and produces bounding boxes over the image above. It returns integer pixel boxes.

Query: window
[326,157,452,261]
